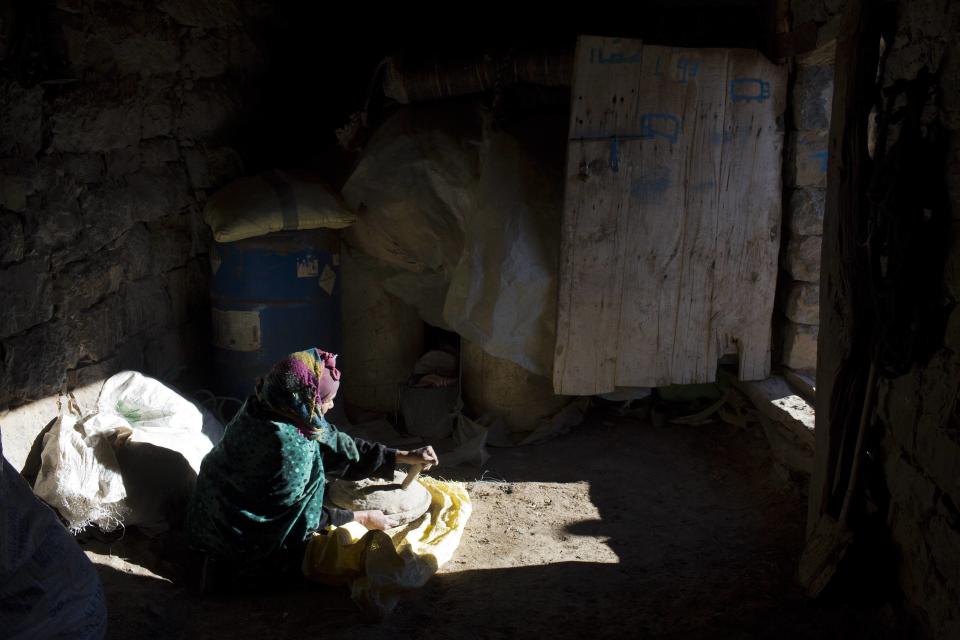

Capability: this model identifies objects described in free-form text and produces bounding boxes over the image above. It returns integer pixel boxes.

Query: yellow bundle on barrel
[204,170,357,243]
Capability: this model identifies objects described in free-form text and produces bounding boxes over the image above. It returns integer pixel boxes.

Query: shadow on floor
[90,411,922,640]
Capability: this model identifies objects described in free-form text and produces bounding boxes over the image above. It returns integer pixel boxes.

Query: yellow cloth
[302,477,471,616]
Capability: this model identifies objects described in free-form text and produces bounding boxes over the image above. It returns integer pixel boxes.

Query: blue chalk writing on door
[676,58,699,84]
[654,56,699,83]
[591,47,642,64]
[729,78,771,103]
[630,165,672,204]
[640,113,681,144]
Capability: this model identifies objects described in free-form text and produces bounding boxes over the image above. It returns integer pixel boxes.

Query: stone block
[78,183,136,249]
[185,256,210,317]
[0,212,25,263]
[792,0,833,25]
[878,375,922,458]
[792,64,834,131]
[914,405,960,500]
[116,336,146,372]
[788,187,826,236]
[0,258,53,338]
[142,103,176,139]
[106,146,142,178]
[67,357,122,391]
[177,81,241,141]
[784,281,820,324]
[144,327,191,380]
[50,86,143,152]
[70,294,125,364]
[158,0,243,28]
[115,223,154,281]
[228,29,266,72]
[784,235,822,282]
[29,156,65,194]
[56,0,83,13]
[0,78,43,157]
[928,499,960,589]
[183,145,244,189]
[786,130,829,188]
[887,448,938,525]
[123,277,172,336]
[149,223,192,273]
[126,165,194,222]
[114,34,182,77]
[0,175,30,212]
[62,154,106,184]
[782,321,818,372]
[0,322,79,408]
[946,299,960,353]
[37,207,86,262]
[165,267,189,326]
[140,138,181,166]
[52,257,124,315]
[183,34,230,79]
[888,499,931,602]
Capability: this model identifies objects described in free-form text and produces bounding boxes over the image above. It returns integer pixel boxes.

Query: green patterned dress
[184,397,365,576]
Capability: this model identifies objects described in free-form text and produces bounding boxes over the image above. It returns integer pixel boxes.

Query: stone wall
[870,0,960,635]
[0,0,269,420]
[778,0,840,374]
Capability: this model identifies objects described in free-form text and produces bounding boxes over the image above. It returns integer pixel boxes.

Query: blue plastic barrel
[209,230,341,400]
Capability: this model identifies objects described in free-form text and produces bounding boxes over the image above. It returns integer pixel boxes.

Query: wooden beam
[799,0,884,595]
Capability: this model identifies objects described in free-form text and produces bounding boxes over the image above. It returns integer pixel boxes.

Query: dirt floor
[83,410,920,639]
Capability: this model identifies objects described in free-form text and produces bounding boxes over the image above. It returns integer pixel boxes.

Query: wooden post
[806,0,882,537]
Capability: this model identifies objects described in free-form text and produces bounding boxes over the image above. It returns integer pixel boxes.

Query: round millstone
[327,469,432,527]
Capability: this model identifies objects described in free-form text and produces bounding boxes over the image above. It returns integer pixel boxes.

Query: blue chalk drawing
[640,113,681,144]
[568,114,682,153]
[809,150,829,173]
[729,77,771,103]
[654,55,700,83]
[710,129,735,145]
[676,58,699,84]
[630,165,672,204]
[591,47,642,64]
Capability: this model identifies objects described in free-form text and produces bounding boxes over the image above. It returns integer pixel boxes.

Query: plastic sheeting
[342,104,566,377]
[444,118,566,376]
[302,476,471,617]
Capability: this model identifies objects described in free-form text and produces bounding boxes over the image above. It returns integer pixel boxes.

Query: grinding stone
[327,469,432,527]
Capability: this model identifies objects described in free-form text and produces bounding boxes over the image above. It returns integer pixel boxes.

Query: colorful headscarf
[256,348,341,438]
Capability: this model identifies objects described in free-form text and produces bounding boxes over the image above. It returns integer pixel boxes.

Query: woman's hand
[396,446,439,471]
[353,510,398,531]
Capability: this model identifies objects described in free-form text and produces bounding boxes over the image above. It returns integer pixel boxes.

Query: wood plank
[715,49,787,382]
[554,36,644,395]
[554,37,787,395]
[804,0,881,540]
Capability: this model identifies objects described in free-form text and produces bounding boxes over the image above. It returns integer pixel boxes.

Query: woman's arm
[324,438,441,481]
[323,437,398,481]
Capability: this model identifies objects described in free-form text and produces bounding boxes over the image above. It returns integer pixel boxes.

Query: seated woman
[184,348,438,583]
